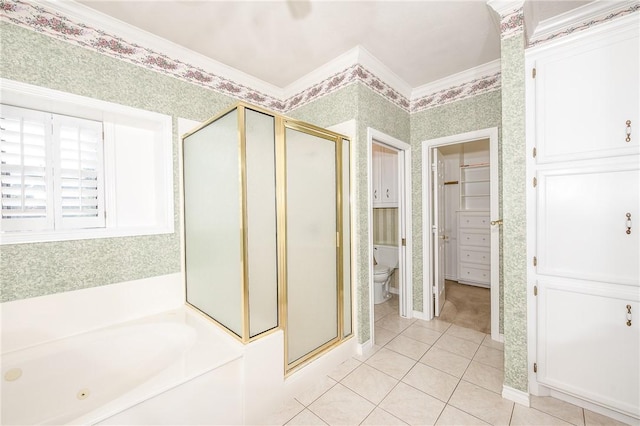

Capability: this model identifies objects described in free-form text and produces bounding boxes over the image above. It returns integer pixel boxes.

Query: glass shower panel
[342,138,352,337]
[183,110,242,337]
[285,127,338,365]
[245,109,278,337]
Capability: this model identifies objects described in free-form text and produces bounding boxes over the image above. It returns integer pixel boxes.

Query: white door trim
[421,127,501,341]
[367,128,412,345]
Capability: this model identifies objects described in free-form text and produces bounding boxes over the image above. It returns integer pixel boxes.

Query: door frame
[422,127,501,341]
[367,128,412,343]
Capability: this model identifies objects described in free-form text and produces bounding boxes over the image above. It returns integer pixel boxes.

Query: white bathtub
[1,307,244,425]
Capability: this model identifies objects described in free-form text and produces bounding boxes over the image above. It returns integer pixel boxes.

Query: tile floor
[271,295,629,426]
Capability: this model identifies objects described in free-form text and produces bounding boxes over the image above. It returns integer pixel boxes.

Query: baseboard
[412,310,430,321]
[357,339,374,357]
[547,388,639,425]
[502,386,530,407]
[491,332,505,343]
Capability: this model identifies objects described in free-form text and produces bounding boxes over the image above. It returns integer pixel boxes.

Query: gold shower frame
[181,102,354,374]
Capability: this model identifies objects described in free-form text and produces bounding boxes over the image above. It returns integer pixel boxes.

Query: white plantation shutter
[0,104,105,233]
[0,105,53,231]
[53,115,105,229]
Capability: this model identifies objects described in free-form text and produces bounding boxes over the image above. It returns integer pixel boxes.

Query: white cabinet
[372,144,398,207]
[528,15,639,420]
[460,165,489,210]
[457,211,490,287]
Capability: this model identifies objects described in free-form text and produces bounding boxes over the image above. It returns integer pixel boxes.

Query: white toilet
[373,244,399,304]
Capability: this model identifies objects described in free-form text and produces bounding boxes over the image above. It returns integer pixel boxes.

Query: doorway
[422,128,501,341]
[368,128,412,346]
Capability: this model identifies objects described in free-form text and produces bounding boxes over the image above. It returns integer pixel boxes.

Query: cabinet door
[537,162,639,286]
[537,279,640,417]
[381,147,398,205]
[535,28,639,163]
[372,144,382,203]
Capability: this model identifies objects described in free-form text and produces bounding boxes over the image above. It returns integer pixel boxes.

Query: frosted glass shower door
[285,126,340,367]
[183,110,242,337]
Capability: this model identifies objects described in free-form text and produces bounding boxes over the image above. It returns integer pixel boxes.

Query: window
[1,105,105,233]
[0,79,173,244]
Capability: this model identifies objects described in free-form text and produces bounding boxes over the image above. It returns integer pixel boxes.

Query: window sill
[0,226,175,245]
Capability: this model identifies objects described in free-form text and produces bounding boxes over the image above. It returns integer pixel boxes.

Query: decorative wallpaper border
[529,2,640,47]
[411,72,501,114]
[0,0,486,115]
[500,7,525,39]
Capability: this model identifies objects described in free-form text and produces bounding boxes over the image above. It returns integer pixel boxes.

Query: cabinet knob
[626,120,631,143]
[627,304,632,326]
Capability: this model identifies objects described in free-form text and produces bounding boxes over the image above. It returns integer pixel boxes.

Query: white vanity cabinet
[528,14,639,420]
[372,144,398,207]
[457,211,490,287]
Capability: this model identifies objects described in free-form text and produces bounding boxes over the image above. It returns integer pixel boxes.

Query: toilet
[373,244,399,304]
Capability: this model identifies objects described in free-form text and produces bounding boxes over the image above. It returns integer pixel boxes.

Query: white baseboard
[412,310,431,321]
[502,386,530,407]
[357,339,374,356]
[546,388,639,425]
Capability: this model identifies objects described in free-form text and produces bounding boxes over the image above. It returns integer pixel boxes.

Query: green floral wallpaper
[0,22,235,302]
[500,33,528,393]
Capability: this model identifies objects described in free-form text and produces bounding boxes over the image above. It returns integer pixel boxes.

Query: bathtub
[1,306,244,425]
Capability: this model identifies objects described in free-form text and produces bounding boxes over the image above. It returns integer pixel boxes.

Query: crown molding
[529,0,639,46]
[40,0,285,100]
[356,46,413,99]
[412,59,501,100]
[5,0,505,115]
[487,0,525,17]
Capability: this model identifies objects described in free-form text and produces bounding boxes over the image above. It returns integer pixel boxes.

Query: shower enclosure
[182,103,352,373]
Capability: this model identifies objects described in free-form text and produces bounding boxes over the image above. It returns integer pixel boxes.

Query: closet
[527,15,639,420]
[439,141,490,287]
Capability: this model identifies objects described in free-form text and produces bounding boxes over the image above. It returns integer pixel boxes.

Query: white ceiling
[77,0,590,90]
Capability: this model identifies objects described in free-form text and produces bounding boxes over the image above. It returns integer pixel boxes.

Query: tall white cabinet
[372,143,398,208]
[527,15,639,421]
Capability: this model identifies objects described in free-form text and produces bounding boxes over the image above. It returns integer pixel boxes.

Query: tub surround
[0,277,356,425]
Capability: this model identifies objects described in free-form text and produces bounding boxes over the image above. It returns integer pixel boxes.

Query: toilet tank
[373,244,399,269]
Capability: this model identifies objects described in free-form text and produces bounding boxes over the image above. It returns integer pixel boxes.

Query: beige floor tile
[376,314,415,334]
[472,345,504,369]
[341,363,398,404]
[295,375,337,406]
[448,381,514,425]
[510,404,574,425]
[584,409,630,426]
[375,326,398,346]
[435,405,490,425]
[402,362,459,402]
[385,334,431,360]
[365,347,416,380]
[286,408,328,425]
[481,334,504,351]
[530,396,585,426]
[308,383,375,426]
[414,318,452,333]
[327,357,361,382]
[434,334,480,359]
[462,361,504,394]
[375,307,390,322]
[361,407,409,425]
[266,398,305,425]
[420,346,472,378]
[379,382,446,426]
[401,323,443,345]
[446,324,486,344]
